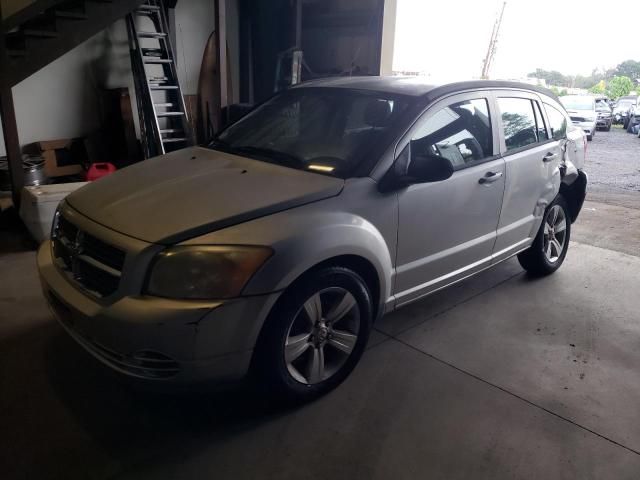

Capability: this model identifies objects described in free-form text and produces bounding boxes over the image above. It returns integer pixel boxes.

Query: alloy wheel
[543,205,567,263]
[284,287,361,385]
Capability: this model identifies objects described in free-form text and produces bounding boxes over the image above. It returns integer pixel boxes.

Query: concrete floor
[2,135,640,478]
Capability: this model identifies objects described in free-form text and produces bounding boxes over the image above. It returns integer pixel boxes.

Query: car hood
[565,109,595,119]
[66,147,345,244]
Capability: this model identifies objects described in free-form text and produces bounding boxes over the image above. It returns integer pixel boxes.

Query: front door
[394,93,505,307]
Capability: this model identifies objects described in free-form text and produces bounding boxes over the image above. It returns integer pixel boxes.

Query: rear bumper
[38,242,279,385]
[563,170,588,223]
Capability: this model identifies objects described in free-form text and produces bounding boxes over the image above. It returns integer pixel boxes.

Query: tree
[527,68,569,87]
[606,76,634,99]
[559,89,568,96]
[614,60,640,81]
[589,80,606,95]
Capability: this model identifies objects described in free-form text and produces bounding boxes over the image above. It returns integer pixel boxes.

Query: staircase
[0,0,147,205]
[1,0,146,88]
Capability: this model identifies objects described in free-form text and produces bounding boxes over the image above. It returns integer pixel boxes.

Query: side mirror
[407,151,455,183]
[379,141,454,192]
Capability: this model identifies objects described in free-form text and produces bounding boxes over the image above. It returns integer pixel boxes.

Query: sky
[392,0,636,82]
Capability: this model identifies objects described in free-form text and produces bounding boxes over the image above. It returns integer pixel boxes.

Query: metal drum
[0,155,49,191]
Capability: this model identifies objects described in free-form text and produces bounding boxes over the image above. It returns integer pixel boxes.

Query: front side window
[212,89,409,178]
[409,98,493,169]
[544,103,568,140]
[498,97,539,151]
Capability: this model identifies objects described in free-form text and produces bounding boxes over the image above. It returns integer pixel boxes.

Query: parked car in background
[38,78,588,400]
[614,95,637,126]
[560,95,597,140]
[595,100,612,131]
[625,97,640,133]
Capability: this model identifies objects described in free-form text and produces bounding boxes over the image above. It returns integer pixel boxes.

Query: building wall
[173,0,215,95]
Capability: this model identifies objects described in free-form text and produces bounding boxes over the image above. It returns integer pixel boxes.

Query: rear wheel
[586,133,593,141]
[518,195,571,276]
[253,266,372,402]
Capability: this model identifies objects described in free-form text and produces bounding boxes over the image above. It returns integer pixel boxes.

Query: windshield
[212,89,410,177]
[560,96,594,111]
[595,101,610,111]
[617,100,633,108]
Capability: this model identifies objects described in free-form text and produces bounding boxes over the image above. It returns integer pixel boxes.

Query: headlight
[146,245,272,299]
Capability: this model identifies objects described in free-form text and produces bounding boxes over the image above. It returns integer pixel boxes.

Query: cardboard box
[23,139,86,178]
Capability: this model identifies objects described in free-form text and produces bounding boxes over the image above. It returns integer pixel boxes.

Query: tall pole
[481,1,507,80]
[0,1,24,207]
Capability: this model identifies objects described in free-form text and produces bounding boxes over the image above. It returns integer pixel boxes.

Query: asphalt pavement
[585,125,640,205]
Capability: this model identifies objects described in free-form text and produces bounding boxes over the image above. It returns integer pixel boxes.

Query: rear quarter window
[543,103,568,140]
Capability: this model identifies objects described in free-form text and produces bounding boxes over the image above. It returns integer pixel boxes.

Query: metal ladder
[126,0,192,158]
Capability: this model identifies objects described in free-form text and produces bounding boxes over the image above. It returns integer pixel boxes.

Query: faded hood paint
[66,147,344,244]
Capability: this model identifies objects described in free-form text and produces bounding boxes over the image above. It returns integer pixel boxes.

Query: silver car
[560,95,597,141]
[38,78,588,401]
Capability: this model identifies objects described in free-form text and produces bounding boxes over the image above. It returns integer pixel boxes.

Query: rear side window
[544,103,568,140]
[410,98,493,169]
[497,97,539,150]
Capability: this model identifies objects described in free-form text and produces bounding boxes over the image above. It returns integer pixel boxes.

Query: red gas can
[86,162,116,181]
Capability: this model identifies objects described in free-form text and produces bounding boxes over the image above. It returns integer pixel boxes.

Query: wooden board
[196,31,221,144]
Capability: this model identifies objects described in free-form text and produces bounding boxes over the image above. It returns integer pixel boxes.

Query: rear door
[492,92,562,263]
[394,92,505,306]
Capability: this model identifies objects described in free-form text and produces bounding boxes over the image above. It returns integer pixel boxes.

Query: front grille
[52,212,126,297]
[570,116,586,122]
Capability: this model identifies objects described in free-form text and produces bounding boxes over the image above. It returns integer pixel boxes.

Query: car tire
[586,133,593,141]
[606,123,611,131]
[252,266,372,402]
[517,195,571,276]
[627,120,635,133]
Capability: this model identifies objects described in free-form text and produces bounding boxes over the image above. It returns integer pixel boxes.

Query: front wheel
[518,195,571,276]
[252,266,372,402]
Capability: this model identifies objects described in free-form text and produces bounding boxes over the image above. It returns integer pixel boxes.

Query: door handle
[478,171,503,184]
[543,152,558,162]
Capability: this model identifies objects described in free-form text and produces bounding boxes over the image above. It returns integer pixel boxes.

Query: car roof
[294,76,560,103]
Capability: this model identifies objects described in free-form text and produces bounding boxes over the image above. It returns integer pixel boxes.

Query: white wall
[0,19,137,156]
[174,0,215,95]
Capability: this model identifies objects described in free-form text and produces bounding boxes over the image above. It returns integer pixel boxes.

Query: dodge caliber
[38,78,588,401]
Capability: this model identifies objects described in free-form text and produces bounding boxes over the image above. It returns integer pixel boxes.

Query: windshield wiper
[231,145,305,167]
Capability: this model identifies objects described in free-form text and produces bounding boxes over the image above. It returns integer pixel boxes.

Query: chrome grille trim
[52,211,126,298]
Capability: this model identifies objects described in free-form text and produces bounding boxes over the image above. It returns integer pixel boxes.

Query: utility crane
[481,1,507,80]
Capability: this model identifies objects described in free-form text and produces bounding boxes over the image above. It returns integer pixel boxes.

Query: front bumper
[596,116,611,127]
[572,120,596,135]
[38,242,279,384]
